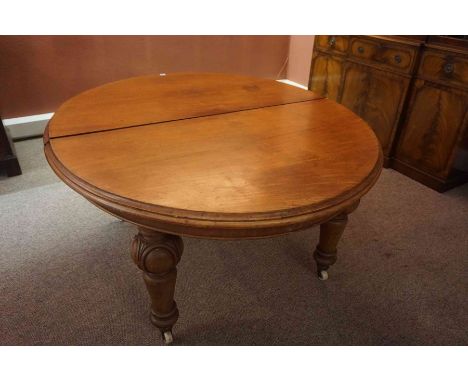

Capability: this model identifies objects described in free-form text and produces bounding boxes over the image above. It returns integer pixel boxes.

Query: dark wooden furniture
[394,37,468,191]
[309,35,468,192]
[44,73,382,344]
[0,117,22,177]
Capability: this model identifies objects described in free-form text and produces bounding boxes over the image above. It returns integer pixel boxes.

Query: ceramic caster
[318,270,329,281]
[163,331,173,345]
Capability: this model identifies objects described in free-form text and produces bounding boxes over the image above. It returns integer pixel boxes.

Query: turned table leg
[131,227,183,344]
[313,214,348,280]
[313,201,359,280]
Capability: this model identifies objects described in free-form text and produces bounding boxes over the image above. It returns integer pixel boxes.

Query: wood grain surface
[48,73,321,138]
[45,73,382,238]
[50,99,380,215]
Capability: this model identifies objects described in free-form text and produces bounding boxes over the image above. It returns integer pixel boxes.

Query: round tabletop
[44,73,383,238]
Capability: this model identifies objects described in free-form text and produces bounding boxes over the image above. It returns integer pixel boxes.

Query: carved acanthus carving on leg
[131,227,183,340]
[132,229,183,275]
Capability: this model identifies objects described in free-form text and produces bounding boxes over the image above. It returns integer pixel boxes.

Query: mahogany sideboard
[309,35,468,192]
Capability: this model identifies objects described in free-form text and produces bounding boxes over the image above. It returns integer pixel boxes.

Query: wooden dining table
[44,73,383,344]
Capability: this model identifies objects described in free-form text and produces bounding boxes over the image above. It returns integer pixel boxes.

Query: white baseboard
[3,112,54,140]
[2,79,308,140]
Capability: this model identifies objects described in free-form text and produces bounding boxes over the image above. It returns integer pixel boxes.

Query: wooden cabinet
[418,49,468,89]
[315,35,349,55]
[309,35,417,166]
[309,35,468,192]
[348,37,418,75]
[340,62,409,156]
[393,42,468,191]
[395,81,467,178]
[309,52,344,101]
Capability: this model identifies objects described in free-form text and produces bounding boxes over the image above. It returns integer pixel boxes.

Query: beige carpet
[1,138,467,345]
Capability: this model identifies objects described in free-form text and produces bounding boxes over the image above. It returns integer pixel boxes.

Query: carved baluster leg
[131,227,183,344]
[313,201,359,280]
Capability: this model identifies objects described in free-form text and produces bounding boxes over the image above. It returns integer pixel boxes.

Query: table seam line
[48,98,325,140]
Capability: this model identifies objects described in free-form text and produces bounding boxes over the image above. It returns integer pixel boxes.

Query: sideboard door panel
[340,63,409,155]
[309,52,344,101]
[395,80,468,178]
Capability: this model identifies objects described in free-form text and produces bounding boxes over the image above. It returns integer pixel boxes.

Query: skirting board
[3,113,54,141]
[2,79,308,141]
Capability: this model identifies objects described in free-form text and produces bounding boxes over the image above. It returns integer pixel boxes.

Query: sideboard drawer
[315,35,349,55]
[418,49,468,89]
[349,37,417,74]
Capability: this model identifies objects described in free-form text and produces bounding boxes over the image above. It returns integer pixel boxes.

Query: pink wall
[286,35,315,87]
[0,36,290,118]
[0,35,315,119]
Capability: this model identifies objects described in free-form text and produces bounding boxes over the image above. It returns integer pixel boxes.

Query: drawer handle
[328,37,336,47]
[394,55,402,64]
[444,63,454,74]
[357,46,364,54]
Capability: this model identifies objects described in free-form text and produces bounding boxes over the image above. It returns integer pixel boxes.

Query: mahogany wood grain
[418,48,468,90]
[43,73,383,340]
[315,36,350,55]
[48,99,381,219]
[340,62,410,156]
[395,79,468,179]
[348,36,418,75]
[309,52,344,102]
[48,73,321,138]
